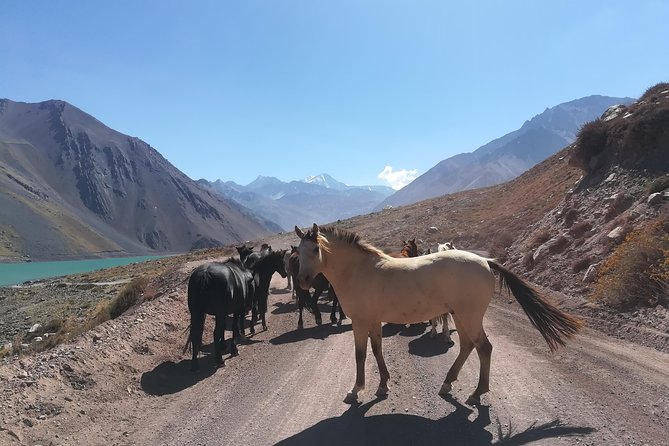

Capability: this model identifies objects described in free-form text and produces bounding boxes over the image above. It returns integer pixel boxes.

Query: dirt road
[2,273,668,446]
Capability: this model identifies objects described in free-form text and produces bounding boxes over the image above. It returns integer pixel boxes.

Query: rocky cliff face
[0,99,279,260]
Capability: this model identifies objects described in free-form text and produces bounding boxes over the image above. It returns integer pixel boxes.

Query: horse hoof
[337,320,342,326]
[466,395,481,406]
[375,386,389,397]
[343,392,359,404]
[438,382,453,395]
[262,324,268,331]
[298,322,304,330]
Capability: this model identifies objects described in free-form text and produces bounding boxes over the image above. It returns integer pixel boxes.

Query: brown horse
[294,224,582,405]
[388,238,419,258]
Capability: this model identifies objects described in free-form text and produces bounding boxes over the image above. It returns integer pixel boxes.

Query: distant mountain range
[199,174,394,230]
[377,95,635,209]
[0,99,279,260]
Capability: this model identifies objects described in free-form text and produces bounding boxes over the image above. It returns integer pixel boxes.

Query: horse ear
[312,223,319,235]
[295,225,305,239]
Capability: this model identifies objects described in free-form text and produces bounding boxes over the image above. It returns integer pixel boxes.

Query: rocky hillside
[0,99,279,260]
[378,95,634,209]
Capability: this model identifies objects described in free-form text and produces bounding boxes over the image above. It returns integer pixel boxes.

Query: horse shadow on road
[269,323,352,345]
[382,322,429,338]
[140,339,259,396]
[140,356,216,396]
[275,394,594,446]
[407,332,454,357]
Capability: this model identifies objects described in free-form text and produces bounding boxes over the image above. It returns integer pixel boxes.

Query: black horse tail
[488,260,583,351]
[184,267,209,355]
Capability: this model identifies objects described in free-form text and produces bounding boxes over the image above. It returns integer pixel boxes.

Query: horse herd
[184,224,583,405]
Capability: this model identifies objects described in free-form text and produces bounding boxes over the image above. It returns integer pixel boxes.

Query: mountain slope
[202,175,394,228]
[378,95,633,209]
[0,99,278,260]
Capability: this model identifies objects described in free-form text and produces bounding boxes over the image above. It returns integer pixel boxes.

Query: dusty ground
[1,247,668,446]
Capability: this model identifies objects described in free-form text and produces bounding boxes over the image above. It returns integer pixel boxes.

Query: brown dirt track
[1,259,668,446]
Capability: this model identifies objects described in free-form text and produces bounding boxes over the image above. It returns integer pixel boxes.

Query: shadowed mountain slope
[0,99,279,260]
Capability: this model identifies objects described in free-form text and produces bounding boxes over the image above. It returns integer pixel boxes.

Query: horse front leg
[250,304,257,335]
[370,322,390,397]
[229,312,239,357]
[310,294,322,326]
[440,315,475,396]
[298,297,304,330]
[345,322,369,404]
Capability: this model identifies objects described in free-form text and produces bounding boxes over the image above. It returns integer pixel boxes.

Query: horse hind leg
[468,330,492,405]
[190,312,206,371]
[429,316,440,338]
[439,314,475,396]
[442,313,454,345]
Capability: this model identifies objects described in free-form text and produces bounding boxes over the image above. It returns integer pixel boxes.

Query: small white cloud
[377,166,418,190]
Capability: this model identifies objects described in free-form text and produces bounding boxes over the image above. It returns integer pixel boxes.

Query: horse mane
[315,226,386,257]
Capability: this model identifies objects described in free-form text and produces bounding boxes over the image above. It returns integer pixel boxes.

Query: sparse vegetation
[593,218,669,309]
[106,276,148,320]
[570,119,609,172]
[529,228,551,248]
[645,175,669,196]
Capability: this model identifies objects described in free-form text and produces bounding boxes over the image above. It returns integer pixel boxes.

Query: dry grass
[593,218,669,309]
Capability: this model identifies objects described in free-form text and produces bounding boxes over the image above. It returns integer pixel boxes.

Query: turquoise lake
[0,256,166,287]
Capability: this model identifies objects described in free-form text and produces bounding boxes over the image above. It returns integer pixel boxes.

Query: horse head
[294,223,323,290]
[236,244,254,261]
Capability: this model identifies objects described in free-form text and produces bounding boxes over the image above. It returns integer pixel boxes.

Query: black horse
[247,249,287,333]
[290,250,345,329]
[184,258,256,371]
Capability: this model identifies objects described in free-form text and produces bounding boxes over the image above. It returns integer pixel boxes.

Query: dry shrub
[108,277,147,319]
[593,219,669,309]
[570,119,608,172]
[645,175,669,196]
[572,256,592,273]
[529,228,551,249]
[548,235,569,254]
[569,221,592,238]
[563,208,578,228]
[489,231,514,261]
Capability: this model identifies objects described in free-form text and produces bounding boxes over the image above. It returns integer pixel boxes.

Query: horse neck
[320,238,379,290]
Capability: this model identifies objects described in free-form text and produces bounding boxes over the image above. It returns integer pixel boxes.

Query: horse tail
[488,260,583,351]
[185,267,208,355]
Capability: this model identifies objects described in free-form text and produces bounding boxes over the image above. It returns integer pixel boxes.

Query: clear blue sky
[1,1,668,189]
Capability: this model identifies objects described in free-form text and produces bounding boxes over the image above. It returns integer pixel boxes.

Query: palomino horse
[294,224,582,404]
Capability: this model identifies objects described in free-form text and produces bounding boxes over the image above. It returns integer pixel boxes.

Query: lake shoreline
[0,255,176,287]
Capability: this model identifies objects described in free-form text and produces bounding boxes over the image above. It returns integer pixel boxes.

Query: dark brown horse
[290,248,345,329]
